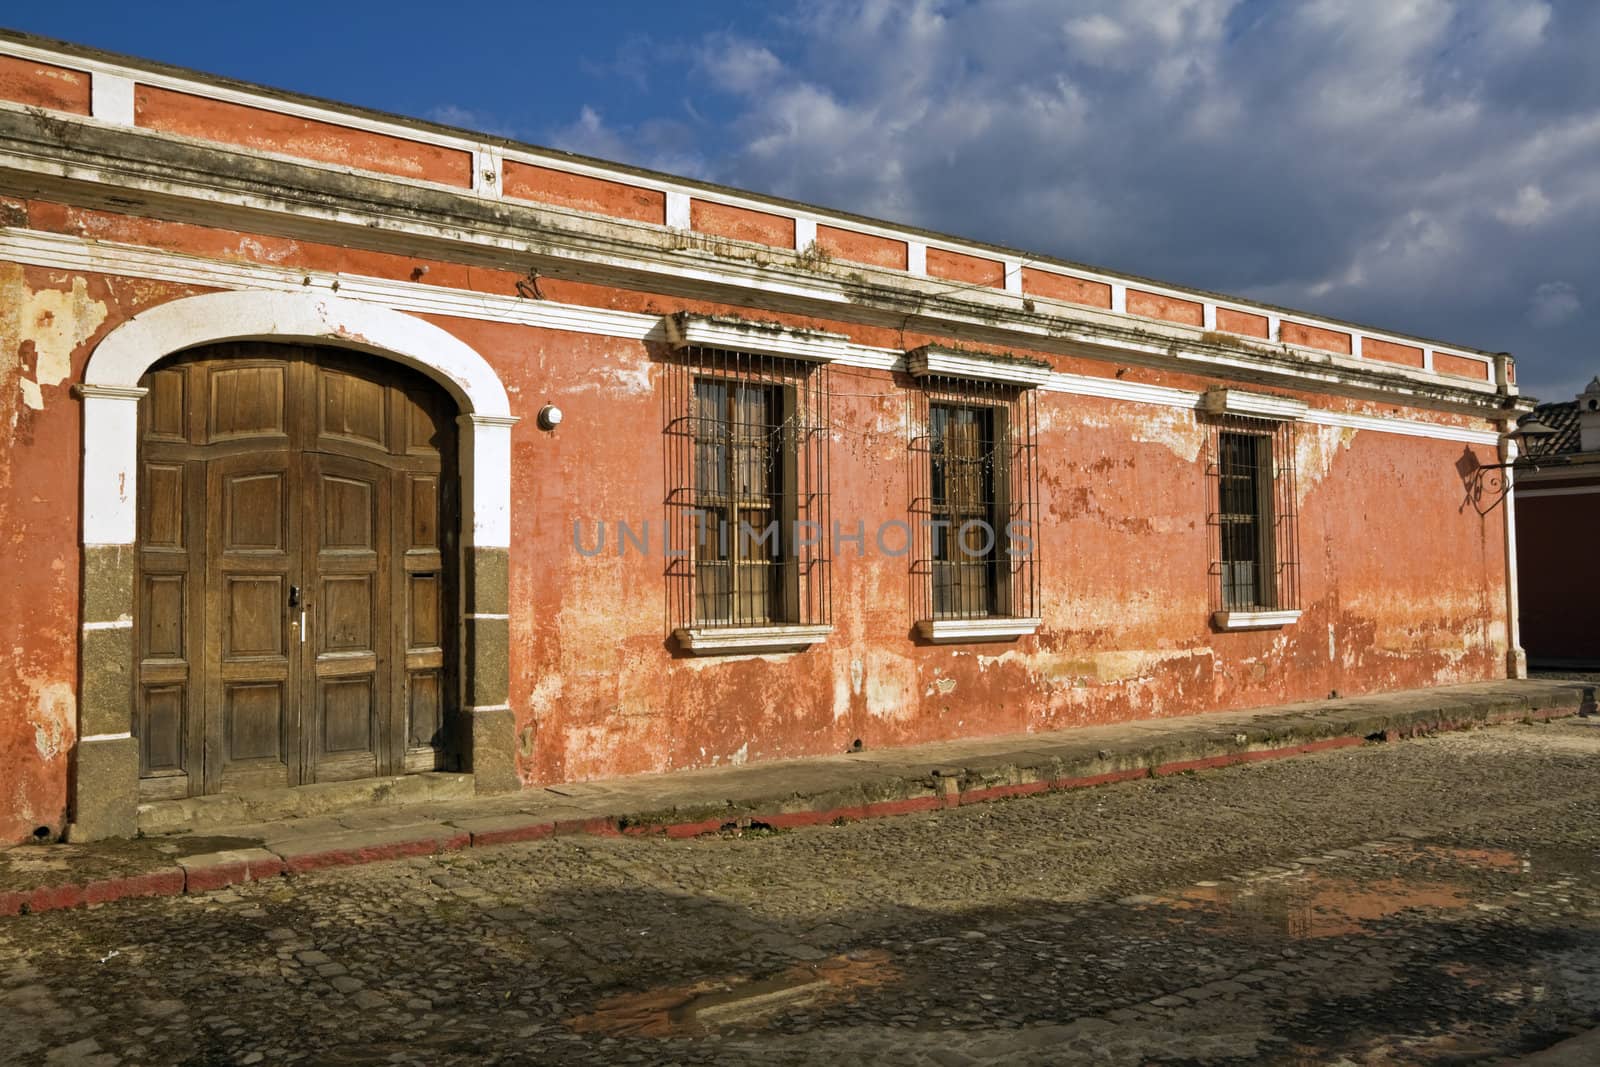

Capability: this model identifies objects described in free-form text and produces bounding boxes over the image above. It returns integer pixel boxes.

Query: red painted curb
[0,703,1581,917]
[1152,735,1364,776]
[466,821,556,848]
[183,855,286,894]
[279,830,470,874]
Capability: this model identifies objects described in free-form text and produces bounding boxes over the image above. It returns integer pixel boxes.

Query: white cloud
[1497,185,1552,226]
[425,104,516,139]
[1529,282,1581,327]
[699,37,784,93]
[543,0,1600,397]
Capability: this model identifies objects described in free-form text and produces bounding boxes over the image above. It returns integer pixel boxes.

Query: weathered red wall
[1516,490,1600,662]
[0,201,1512,841]
[134,86,475,188]
[0,55,89,114]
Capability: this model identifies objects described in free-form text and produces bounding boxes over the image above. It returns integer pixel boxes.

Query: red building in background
[1514,379,1600,666]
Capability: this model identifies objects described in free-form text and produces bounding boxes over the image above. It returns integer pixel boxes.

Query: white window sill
[916,617,1042,644]
[674,624,832,656]
[1212,609,1302,631]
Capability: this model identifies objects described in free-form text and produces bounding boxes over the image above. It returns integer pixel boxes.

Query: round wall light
[537,404,564,431]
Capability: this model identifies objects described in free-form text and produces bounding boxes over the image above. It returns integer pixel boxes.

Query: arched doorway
[135,344,459,799]
[74,290,518,841]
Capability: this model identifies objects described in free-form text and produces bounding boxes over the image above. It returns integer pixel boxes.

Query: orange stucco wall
[1282,321,1353,356]
[1127,289,1203,327]
[1435,351,1492,381]
[1022,267,1112,309]
[815,225,907,270]
[0,199,1513,843]
[133,86,475,188]
[0,55,89,114]
[503,162,665,225]
[1365,337,1426,369]
[926,247,1005,289]
[690,200,795,248]
[1216,308,1269,338]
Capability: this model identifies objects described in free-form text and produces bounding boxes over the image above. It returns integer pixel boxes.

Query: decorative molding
[0,230,1503,446]
[89,72,134,125]
[907,346,1053,388]
[916,617,1043,643]
[674,625,832,656]
[1200,388,1309,422]
[906,242,927,276]
[665,191,691,229]
[665,313,848,363]
[1212,609,1303,631]
[1003,260,1022,296]
[795,217,817,251]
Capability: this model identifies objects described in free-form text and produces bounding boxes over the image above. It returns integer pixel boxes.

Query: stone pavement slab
[0,677,1589,915]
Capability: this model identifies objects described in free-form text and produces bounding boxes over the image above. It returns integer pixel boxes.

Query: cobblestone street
[6,719,1600,1065]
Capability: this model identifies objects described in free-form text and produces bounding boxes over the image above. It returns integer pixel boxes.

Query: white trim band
[0,229,1501,447]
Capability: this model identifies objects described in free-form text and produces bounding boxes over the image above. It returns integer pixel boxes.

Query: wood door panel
[306,452,388,778]
[223,473,289,552]
[225,682,285,762]
[137,343,458,796]
[207,449,296,791]
[318,368,388,449]
[321,575,375,651]
[208,364,288,440]
[142,464,187,549]
[321,477,376,550]
[142,684,185,772]
[224,576,287,657]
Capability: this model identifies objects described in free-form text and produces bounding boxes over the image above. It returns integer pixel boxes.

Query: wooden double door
[135,344,459,799]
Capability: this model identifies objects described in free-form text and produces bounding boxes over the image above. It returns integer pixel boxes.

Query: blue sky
[9,2,1599,401]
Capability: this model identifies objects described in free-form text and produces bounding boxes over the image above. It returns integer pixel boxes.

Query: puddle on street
[1158,844,1531,940]
[568,949,898,1037]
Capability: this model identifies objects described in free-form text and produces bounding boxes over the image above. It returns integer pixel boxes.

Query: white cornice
[1213,610,1303,631]
[665,313,849,363]
[1200,388,1309,422]
[0,40,1511,395]
[916,618,1043,643]
[0,228,1499,446]
[674,625,832,655]
[0,119,1513,416]
[906,346,1053,388]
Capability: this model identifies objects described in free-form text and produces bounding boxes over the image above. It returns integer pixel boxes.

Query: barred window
[1205,413,1301,625]
[908,348,1043,641]
[665,342,832,652]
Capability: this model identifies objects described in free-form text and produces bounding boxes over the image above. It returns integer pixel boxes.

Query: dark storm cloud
[552,1,1600,401]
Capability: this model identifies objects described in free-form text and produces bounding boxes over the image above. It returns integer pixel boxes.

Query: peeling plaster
[1,265,108,412]
[863,649,919,720]
[1294,424,1359,506]
[31,681,74,761]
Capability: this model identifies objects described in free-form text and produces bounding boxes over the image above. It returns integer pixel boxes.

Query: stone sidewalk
[1,678,1590,917]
